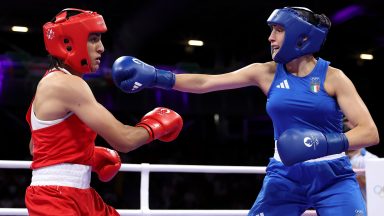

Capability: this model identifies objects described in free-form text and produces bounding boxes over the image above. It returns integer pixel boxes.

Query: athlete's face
[268,25,285,60]
[87,33,104,72]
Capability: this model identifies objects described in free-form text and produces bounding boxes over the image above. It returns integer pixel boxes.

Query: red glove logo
[136,107,183,142]
[158,108,171,114]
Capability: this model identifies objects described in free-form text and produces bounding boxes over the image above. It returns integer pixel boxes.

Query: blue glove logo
[303,137,313,147]
[132,58,143,65]
[132,81,143,91]
[303,135,319,150]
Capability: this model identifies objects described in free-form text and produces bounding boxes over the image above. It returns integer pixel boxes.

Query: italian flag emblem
[311,84,320,93]
[310,77,321,93]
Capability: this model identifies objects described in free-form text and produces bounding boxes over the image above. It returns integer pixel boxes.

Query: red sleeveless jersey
[26,104,96,169]
[26,70,97,169]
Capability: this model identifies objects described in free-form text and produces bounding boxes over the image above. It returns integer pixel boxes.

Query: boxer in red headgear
[42,8,108,73]
[25,8,183,216]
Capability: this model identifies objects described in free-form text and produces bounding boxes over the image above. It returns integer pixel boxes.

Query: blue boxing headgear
[267,7,329,64]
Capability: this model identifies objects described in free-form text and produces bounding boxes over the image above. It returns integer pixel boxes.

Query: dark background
[0,0,383,211]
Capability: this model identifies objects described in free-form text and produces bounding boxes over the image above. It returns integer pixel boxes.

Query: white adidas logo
[131,81,143,91]
[276,79,290,89]
[256,213,264,216]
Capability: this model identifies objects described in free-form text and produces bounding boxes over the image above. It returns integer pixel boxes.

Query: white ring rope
[0,160,364,216]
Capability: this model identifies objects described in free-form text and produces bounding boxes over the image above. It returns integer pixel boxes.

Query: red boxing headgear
[43,8,107,73]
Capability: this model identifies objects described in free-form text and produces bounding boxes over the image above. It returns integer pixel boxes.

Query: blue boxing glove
[112,56,175,93]
[277,128,349,166]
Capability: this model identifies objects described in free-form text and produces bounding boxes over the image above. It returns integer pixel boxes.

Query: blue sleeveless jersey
[266,58,344,140]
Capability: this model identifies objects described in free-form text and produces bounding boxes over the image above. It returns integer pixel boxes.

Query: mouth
[271,46,279,56]
[95,57,101,65]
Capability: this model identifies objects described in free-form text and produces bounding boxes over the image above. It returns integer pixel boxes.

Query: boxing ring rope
[0,160,364,216]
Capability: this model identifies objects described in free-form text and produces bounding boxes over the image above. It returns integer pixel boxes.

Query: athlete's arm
[58,75,150,153]
[29,138,33,156]
[111,56,275,94]
[325,67,380,149]
[173,62,276,95]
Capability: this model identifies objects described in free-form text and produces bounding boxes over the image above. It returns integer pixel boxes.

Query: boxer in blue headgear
[267,7,331,64]
[111,5,379,216]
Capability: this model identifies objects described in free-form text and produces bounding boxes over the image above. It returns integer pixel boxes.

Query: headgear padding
[267,7,329,64]
[43,8,107,73]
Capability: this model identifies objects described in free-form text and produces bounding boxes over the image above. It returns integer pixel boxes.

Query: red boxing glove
[136,107,183,142]
[92,146,121,182]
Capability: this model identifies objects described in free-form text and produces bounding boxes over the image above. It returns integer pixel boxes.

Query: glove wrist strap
[155,69,175,89]
[136,122,157,142]
[325,133,349,154]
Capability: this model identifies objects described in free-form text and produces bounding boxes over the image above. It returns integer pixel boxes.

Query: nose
[268,31,275,43]
[98,41,105,54]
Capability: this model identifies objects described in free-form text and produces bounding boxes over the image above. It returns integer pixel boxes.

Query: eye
[90,37,98,43]
[88,34,101,43]
[270,25,284,34]
[275,26,284,33]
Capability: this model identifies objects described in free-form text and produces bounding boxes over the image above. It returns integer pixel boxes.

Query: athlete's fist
[92,146,121,182]
[277,128,349,166]
[112,56,175,93]
[137,107,183,142]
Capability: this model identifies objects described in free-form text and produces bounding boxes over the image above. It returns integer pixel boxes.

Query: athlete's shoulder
[38,71,91,101]
[44,71,87,89]
[324,64,355,96]
[325,65,346,81]
[249,61,276,70]
[243,61,276,76]
[242,61,276,93]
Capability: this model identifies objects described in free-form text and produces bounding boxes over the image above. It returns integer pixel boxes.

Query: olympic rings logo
[373,185,384,198]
